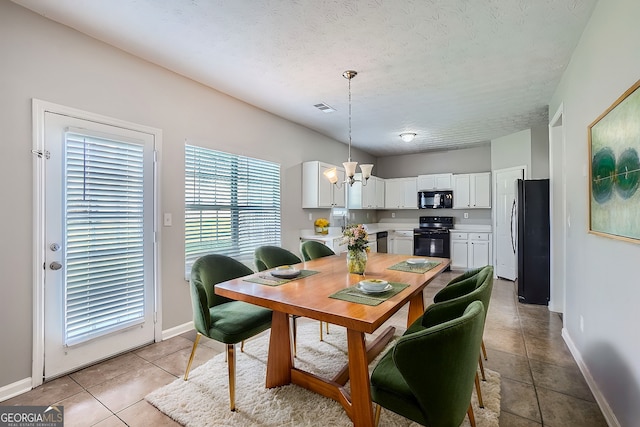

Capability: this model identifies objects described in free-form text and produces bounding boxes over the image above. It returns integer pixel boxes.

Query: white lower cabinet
[390,230,414,255]
[450,231,492,270]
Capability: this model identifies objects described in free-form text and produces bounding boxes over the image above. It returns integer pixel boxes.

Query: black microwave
[418,190,453,209]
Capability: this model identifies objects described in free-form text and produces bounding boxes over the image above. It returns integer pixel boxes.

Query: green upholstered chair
[300,240,335,261]
[370,300,486,427]
[254,245,302,273]
[431,265,494,406]
[299,240,336,340]
[184,254,272,411]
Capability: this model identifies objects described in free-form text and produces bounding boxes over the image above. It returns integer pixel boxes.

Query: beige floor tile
[92,415,129,426]
[2,376,83,406]
[55,390,112,427]
[484,325,528,356]
[484,348,533,384]
[70,352,150,389]
[524,334,575,367]
[537,387,608,427]
[154,343,220,378]
[529,359,595,401]
[117,400,182,426]
[500,378,541,423]
[88,364,176,413]
[134,336,194,362]
[499,411,542,426]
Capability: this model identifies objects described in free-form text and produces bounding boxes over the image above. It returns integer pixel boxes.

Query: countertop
[300,223,492,240]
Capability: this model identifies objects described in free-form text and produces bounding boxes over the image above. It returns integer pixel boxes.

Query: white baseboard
[162,321,194,341]
[562,328,620,427]
[0,377,32,402]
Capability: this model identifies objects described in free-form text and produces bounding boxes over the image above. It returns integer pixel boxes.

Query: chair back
[254,245,302,272]
[393,301,486,427]
[300,240,335,261]
[189,254,254,334]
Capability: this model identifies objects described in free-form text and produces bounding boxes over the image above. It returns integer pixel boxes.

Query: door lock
[50,261,63,271]
[50,243,61,252]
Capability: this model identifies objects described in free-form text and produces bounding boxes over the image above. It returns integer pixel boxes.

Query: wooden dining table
[215,252,450,427]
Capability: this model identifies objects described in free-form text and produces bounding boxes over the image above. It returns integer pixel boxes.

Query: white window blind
[185,145,281,270]
[65,131,145,346]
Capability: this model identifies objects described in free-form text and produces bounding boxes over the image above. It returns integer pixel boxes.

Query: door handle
[510,199,517,254]
[50,261,63,271]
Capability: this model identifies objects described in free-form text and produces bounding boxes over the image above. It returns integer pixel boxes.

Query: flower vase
[315,226,328,235]
[347,249,367,275]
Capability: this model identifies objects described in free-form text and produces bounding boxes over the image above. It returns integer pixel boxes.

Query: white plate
[406,258,428,265]
[271,269,301,279]
[356,283,393,294]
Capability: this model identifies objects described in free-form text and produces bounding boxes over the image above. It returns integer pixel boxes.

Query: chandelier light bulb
[400,132,417,142]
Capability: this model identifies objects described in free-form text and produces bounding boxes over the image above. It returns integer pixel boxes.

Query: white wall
[0,1,374,390]
[491,129,532,175]
[549,0,640,425]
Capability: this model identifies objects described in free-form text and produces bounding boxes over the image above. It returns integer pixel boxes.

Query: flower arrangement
[314,218,329,228]
[342,224,369,252]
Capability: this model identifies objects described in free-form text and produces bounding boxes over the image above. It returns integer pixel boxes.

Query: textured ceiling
[12,0,597,156]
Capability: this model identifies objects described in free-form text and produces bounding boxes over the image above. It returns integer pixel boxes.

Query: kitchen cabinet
[302,161,345,208]
[384,177,417,209]
[450,231,492,269]
[300,236,347,254]
[389,230,414,255]
[348,175,385,209]
[417,173,453,190]
[453,172,491,209]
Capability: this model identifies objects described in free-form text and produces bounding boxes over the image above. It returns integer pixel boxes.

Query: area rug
[146,324,501,426]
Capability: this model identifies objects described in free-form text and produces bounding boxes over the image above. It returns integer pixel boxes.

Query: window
[185,145,281,272]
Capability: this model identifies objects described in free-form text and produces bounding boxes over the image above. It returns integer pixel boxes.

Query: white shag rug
[146,323,500,427]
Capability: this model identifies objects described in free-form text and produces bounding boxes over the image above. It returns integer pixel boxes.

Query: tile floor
[1,272,609,426]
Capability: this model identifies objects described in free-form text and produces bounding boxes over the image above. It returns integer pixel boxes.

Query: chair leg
[467,403,476,427]
[241,340,245,352]
[326,322,330,334]
[227,344,236,411]
[374,404,381,427]
[292,316,297,357]
[319,321,323,341]
[183,333,201,381]
[474,371,484,408]
[478,353,486,381]
[481,339,488,360]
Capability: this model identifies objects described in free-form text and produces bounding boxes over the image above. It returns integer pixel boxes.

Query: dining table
[214,252,451,427]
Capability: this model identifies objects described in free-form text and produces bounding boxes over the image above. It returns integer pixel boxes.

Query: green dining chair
[184,254,273,411]
[300,240,335,262]
[253,245,312,357]
[300,240,336,340]
[431,265,494,407]
[370,300,486,427]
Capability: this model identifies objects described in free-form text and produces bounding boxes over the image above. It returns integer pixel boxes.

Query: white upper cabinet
[385,177,417,209]
[417,173,453,190]
[348,174,385,209]
[302,161,346,208]
[453,172,491,209]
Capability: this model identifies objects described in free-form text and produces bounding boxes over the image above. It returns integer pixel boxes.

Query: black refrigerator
[515,179,550,305]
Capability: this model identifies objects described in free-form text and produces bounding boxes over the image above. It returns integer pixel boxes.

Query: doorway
[549,104,566,314]
[32,100,161,385]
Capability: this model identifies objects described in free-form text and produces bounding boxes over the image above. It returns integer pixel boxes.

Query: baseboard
[162,321,194,341]
[562,328,620,427]
[0,377,32,402]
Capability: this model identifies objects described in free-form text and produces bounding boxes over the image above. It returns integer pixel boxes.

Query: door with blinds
[43,112,156,379]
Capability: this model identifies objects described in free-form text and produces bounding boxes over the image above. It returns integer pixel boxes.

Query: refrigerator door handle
[510,199,517,253]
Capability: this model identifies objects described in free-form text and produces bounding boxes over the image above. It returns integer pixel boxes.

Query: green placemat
[244,269,319,286]
[387,260,441,274]
[329,282,410,306]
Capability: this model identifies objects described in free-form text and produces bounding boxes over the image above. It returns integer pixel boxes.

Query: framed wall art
[589,79,640,242]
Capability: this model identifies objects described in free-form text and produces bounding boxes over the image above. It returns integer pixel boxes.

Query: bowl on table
[358,279,389,292]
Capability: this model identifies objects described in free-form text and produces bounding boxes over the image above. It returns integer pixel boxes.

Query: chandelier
[323,70,373,187]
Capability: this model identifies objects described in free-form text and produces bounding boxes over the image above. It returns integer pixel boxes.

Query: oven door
[413,230,450,258]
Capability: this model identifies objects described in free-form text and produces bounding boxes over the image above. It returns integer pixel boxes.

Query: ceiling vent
[314,103,335,113]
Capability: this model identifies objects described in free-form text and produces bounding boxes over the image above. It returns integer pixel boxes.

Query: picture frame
[588,79,640,243]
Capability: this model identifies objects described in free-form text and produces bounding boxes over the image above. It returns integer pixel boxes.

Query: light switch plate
[163,213,172,227]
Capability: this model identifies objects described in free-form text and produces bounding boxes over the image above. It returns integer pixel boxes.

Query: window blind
[185,145,281,271]
[65,132,145,346]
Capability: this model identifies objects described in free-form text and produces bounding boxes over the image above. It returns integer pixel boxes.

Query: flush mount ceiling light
[400,132,417,142]
[323,70,373,188]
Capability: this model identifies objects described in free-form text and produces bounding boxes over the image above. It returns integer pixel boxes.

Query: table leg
[265,311,293,388]
[347,328,375,427]
[407,290,425,327]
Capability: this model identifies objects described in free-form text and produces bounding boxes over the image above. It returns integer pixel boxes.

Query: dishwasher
[376,231,388,253]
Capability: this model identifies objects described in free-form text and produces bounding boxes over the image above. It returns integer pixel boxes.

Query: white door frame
[492,165,527,279]
[549,103,566,314]
[31,99,163,387]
